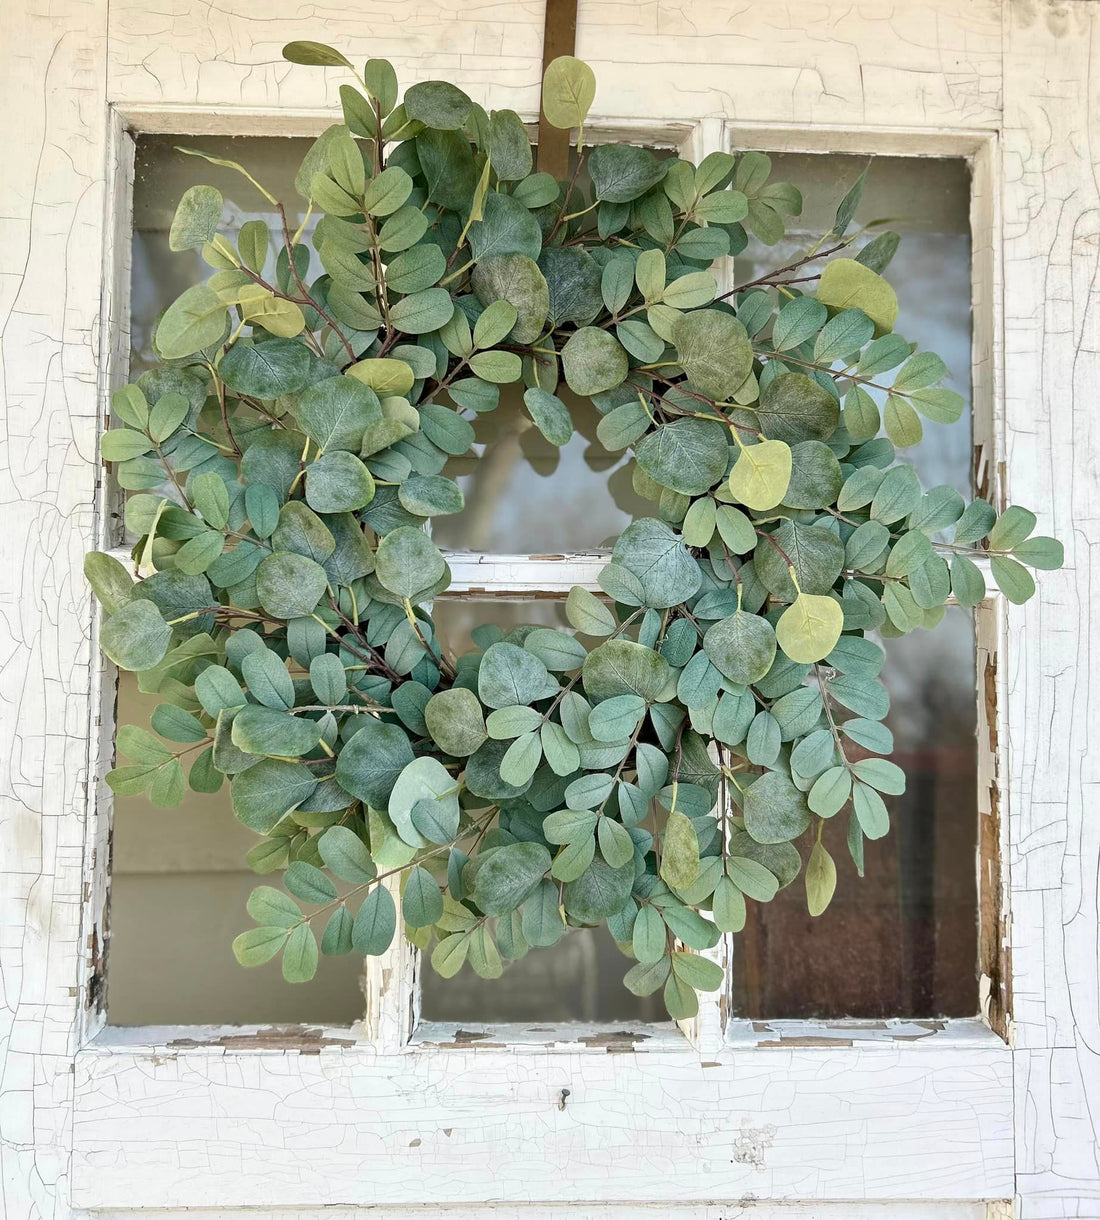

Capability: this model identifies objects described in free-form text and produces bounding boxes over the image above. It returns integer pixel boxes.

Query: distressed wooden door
[2,1,1097,1217]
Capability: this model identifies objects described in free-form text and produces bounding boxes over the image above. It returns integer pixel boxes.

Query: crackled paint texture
[1,0,1097,1217]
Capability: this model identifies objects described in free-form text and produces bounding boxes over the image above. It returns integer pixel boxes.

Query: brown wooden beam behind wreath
[537,0,579,177]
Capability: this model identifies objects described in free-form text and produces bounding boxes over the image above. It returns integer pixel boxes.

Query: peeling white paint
[1,1,1097,1217]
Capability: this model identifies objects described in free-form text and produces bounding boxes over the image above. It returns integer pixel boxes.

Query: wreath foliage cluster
[86,46,1062,1019]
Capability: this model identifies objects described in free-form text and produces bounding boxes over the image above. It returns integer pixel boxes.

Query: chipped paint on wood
[2,1,1098,1217]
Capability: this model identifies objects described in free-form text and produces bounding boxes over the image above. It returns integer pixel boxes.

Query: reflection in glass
[733,609,978,1018]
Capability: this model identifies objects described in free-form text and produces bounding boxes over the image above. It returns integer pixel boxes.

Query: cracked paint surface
[1,0,1097,1216]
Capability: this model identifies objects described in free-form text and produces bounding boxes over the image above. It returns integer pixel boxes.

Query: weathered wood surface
[1,0,1097,1217]
[1002,2,1100,1216]
[70,1033,1013,1208]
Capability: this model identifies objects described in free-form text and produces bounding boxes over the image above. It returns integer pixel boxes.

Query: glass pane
[733,608,978,1018]
[735,152,973,495]
[422,600,663,1024]
[431,385,651,552]
[131,135,314,376]
[108,674,366,1026]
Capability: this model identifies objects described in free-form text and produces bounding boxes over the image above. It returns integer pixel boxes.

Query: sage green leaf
[852,780,890,839]
[499,731,542,787]
[479,641,551,708]
[403,866,444,928]
[773,297,827,352]
[808,765,851,818]
[398,474,464,516]
[385,244,446,294]
[285,861,337,904]
[775,593,844,664]
[991,555,1036,604]
[352,885,397,955]
[742,769,811,844]
[425,687,487,756]
[817,258,898,334]
[673,309,753,402]
[703,610,777,684]
[784,440,843,509]
[336,718,414,808]
[471,254,549,344]
[611,517,701,609]
[635,418,728,496]
[473,300,519,350]
[566,586,616,635]
[85,551,136,614]
[319,825,376,883]
[469,192,542,261]
[156,284,228,359]
[564,854,634,922]
[523,388,573,446]
[363,165,413,216]
[378,205,430,252]
[589,144,667,203]
[432,932,470,977]
[231,705,322,757]
[405,80,473,130]
[588,694,645,742]
[232,759,316,833]
[633,905,666,963]
[539,246,603,327]
[541,55,596,129]
[754,372,839,443]
[670,950,724,993]
[305,450,375,513]
[728,439,792,511]
[1012,535,1063,570]
[805,841,837,916]
[416,128,477,211]
[389,287,454,335]
[566,772,614,810]
[296,375,383,452]
[220,337,310,399]
[524,628,586,672]
[583,638,671,703]
[255,551,328,619]
[662,272,716,311]
[233,926,287,967]
[169,185,223,251]
[375,526,445,598]
[241,647,294,710]
[100,599,172,671]
[755,520,845,600]
[561,327,629,396]
[814,308,873,362]
[597,400,650,451]
[282,40,353,67]
[321,905,354,955]
[475,842,551,915]
[954,498,997,544]
[488,108,533,181]
[660,808,700,890]
[624,953,671,996]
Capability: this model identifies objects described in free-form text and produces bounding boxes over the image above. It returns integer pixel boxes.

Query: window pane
[108,674,366,1026]
[131,135,314,375]
[431,386,652,552]
[736,153,973,495]
[733,609,978,1018]
[423,600,663,1024]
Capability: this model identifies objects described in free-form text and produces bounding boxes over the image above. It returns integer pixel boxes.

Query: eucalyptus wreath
[86,47,1062,1019]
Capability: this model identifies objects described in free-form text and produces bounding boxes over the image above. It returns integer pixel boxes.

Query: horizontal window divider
[103,547,997,605]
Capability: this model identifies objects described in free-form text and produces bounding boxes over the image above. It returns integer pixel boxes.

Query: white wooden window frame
[1,2,1095,1217]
